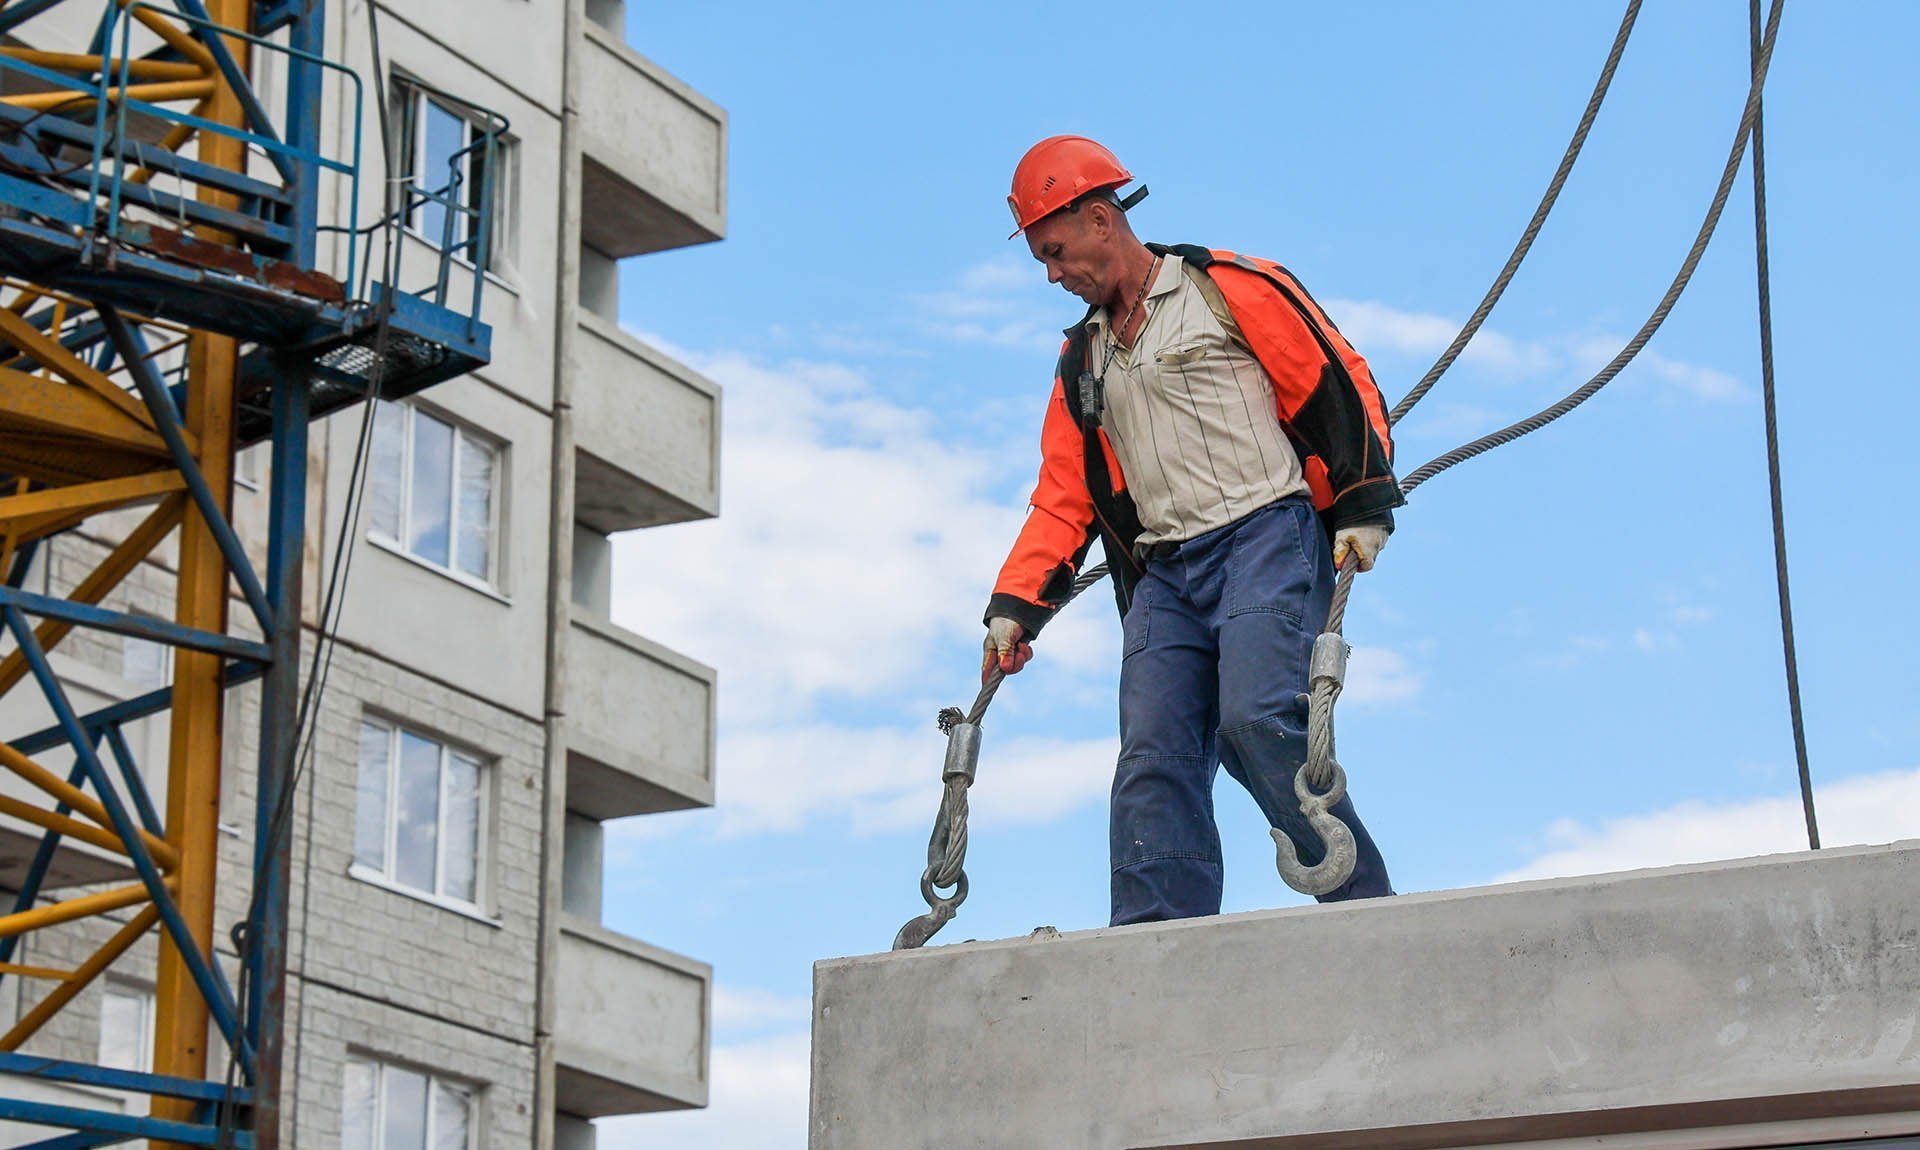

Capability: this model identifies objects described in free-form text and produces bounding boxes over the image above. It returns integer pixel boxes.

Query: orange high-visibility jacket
[985,244,1403,637]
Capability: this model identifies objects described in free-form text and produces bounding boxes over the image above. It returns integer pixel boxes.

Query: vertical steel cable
[1749,0,1818,850]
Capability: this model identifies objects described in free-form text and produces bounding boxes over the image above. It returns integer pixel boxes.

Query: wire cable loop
[893,563,1109,949]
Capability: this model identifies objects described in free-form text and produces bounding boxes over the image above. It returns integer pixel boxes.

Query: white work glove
[981,617,1033,684]
[1331,524,1389,573]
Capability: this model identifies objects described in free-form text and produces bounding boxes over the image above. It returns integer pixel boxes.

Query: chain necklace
[1078,255,1160,431]
[1098,254,1161,377]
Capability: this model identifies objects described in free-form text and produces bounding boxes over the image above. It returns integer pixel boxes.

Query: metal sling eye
[1272,762,1357,897]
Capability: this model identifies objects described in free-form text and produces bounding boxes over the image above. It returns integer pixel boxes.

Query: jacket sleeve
[1211,256,1404,531]
[984,371,1099,639]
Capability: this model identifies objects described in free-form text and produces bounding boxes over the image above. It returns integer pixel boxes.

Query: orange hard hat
[1006,135,1135,238]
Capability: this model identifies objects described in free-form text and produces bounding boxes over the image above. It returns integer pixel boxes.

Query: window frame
[367,398,504,594]
[98,979,155,1074]
[235,440,268,492]
[120,616,173,693]
[343,1054,478,1150]
[352,714,491,915]
[393,75,514,275]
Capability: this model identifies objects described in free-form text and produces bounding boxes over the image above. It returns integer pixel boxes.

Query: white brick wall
[288,978,536,1148]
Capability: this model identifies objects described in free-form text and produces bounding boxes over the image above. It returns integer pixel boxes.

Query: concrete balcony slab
[811,841,1920,1149]
[577,22,726,258]
[571,313,720,533]
[555,915,711,1116]
[563,614,714,818]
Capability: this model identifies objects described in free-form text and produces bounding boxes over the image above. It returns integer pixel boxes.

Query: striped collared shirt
[1087,258,1308,545]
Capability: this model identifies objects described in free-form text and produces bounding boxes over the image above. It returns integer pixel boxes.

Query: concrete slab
[811,842,1920,1149]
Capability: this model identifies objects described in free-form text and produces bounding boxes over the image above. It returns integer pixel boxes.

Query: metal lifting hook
[892,871,967,951]
[1272,760,1357,896]
[1275,629,1360,895]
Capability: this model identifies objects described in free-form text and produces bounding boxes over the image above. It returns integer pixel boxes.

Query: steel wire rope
[897,563,1111,948]
[1746,0,1817,850]
[1308,0,1788,805]
[217,4,404,1143]
[1310,0,1785,789]
[1389,0,1642,426]
[1399,0,1784,495]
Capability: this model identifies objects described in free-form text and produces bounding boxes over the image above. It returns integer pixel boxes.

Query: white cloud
[968,734,1117,829]
[1636,349,1748,403]
[1328,298,1554,375]
[910,256,1064,353]
[1345,645,1422,705]
[706,723,1116,838]
[1631,626,1674,652]
[713,985,812,1032]
[1388,400,1511,443]
[609,340,1030,723]
[1569,337,1751,404]
[1493,768,1920,884]
[807,326,926,359]
[1321,298,1748,415]
[597,1030,811,1150]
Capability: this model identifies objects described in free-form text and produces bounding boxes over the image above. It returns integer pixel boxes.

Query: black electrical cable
[1746,0,1817,850]
[218,5,405,1145]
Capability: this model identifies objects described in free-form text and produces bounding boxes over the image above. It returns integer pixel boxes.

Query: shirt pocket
[1153,343,1207,368]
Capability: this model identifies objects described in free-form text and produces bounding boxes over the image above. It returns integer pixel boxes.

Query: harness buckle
[1076,369,1104,430]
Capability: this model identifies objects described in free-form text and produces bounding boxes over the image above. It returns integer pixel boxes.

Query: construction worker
[983,135,1401,925]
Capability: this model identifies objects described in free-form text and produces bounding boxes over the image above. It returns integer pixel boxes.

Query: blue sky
[590,4,1920,1145]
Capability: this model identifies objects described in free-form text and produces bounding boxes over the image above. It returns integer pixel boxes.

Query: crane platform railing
[0,0,500,430]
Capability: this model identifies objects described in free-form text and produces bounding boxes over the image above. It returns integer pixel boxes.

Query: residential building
[0,0,725,1145]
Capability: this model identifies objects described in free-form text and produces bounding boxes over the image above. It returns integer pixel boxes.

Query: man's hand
[982,617,1033,683]
[1331,524,1389,573]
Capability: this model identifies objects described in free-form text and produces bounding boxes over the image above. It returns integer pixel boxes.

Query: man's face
[1025,208,1109,306]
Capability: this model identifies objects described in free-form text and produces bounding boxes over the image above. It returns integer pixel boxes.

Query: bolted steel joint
[1309,632,1350,689]
[942,722,982,785]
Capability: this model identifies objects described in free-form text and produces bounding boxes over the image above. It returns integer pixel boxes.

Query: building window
[121,625,171,692]
[235,441,268,491]
[343,1056,475,1150]
[395,77,511,271]
[369,400,499,586]
[354,717,485,908]
[98,980,154,1073]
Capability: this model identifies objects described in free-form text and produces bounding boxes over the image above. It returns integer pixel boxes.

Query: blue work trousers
[1112,496,1393,925]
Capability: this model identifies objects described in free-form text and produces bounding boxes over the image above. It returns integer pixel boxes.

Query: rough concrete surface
[811,842,1920,1149]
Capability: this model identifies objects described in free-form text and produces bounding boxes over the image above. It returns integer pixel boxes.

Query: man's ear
[1084,197,1116,239]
